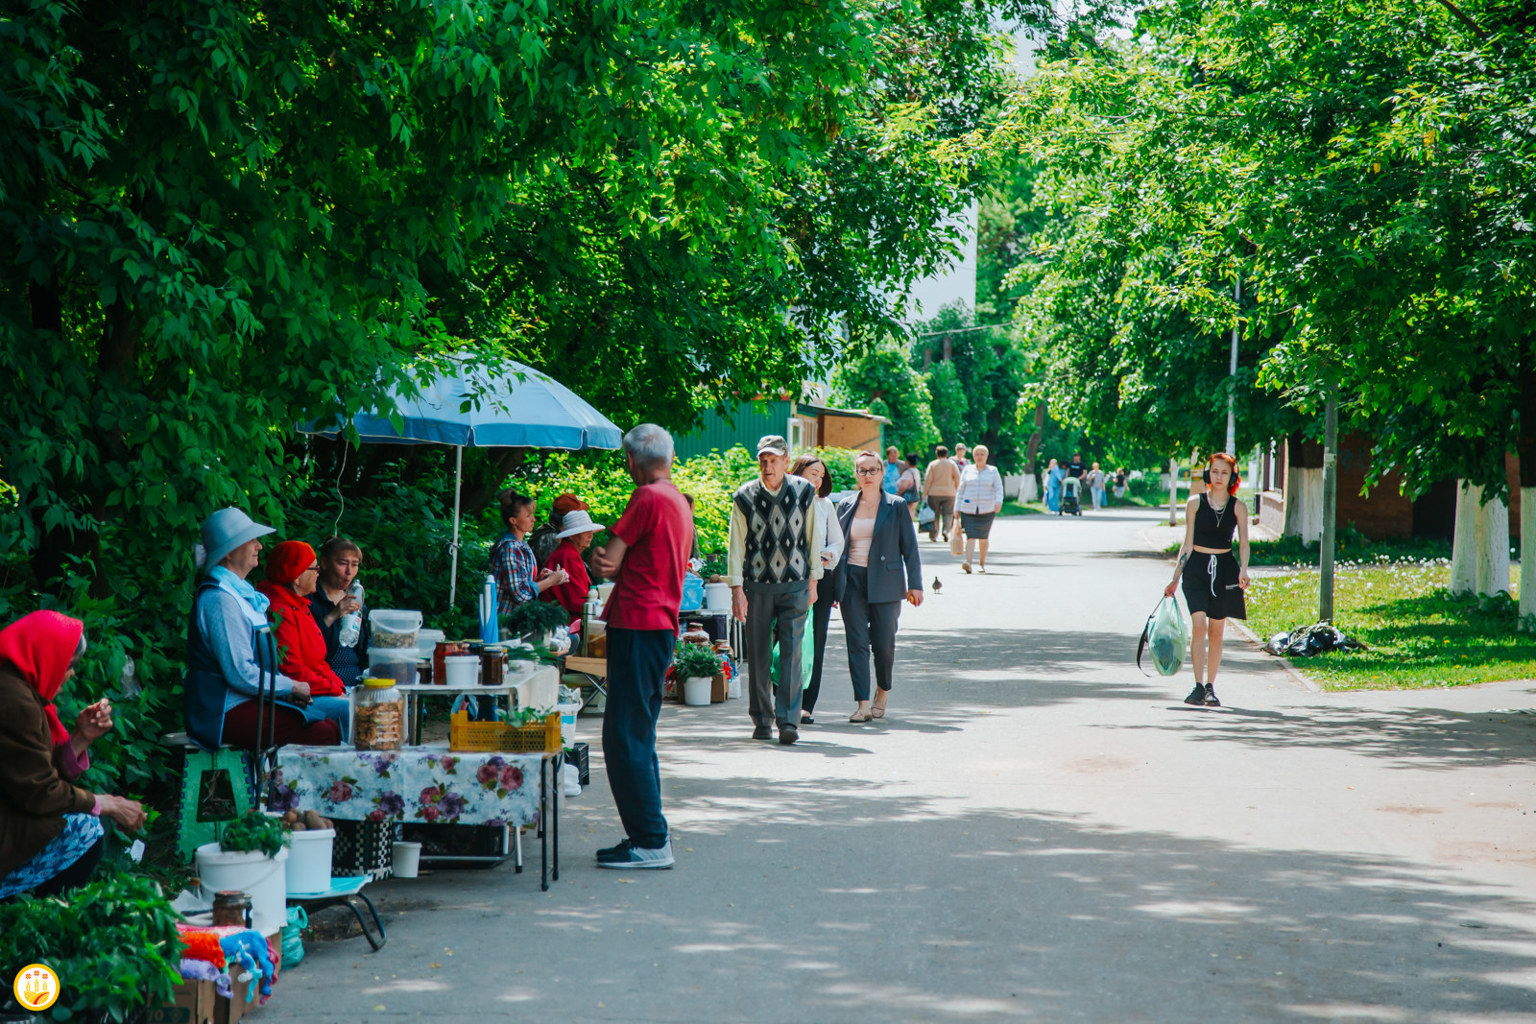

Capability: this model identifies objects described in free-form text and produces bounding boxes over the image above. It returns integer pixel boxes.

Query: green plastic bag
[769,625,817,690]
[1137,595,1191,677]
[281,906,308,969]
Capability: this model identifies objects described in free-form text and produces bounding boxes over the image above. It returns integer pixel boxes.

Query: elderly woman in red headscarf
[0,611,146,899]
[255,541,353,741]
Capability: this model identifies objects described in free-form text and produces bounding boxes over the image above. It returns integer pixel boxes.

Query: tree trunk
[1519,335,1536,626]
[1319,389,1338,622]
[1449,480,1478,595]
[1474,490,1510,597]
[1168,456,1179,526]
[1024,399,1045,494]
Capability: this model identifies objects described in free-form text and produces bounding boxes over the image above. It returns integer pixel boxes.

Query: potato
[282,810,300,824]
[290,822,307,831]
[302,810,325,829]
[320,818,335,831]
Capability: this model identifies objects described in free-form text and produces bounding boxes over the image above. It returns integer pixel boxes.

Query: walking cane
[253,624,277,809]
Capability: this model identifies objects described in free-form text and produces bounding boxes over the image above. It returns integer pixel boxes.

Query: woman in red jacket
[541,510,606,619]
[256,541,352,740]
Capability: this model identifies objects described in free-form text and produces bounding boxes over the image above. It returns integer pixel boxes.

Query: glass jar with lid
[352,677,404,750]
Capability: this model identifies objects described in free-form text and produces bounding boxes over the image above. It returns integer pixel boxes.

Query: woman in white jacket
[790,455,844,724]
[955,444,1005,573]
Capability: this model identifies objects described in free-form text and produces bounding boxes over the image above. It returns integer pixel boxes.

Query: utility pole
[1225,277,1239,455]
[1319,386,1338,622]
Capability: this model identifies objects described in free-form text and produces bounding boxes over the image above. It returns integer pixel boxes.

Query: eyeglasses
[306,564,320,572]
[855,467,882,477]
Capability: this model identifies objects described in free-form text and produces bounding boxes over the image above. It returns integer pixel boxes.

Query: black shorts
[1182,551,1246,620]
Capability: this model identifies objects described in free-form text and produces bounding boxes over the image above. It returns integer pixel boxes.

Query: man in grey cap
[727,435,823,745]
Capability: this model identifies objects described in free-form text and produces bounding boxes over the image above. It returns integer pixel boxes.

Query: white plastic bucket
[683,676,712,706]
[704,583,731,611]
[443,655,478,687]
[284,828,335,895]
[391,841,422,879]
[196,843,289,937]
[557,702,581,746]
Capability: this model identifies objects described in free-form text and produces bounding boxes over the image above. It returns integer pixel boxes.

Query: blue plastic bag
[679,573,705,612]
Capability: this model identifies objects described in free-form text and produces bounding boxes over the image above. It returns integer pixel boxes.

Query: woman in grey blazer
[835,450,924,722]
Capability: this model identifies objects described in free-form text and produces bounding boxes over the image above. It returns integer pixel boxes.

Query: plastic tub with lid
[369,609,422,649]
[365,646,420,686]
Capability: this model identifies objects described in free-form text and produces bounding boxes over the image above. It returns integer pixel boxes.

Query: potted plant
[672,643,723,706]
[0,872,183,1024]
[194,810,291,936]
[505,600,570,649]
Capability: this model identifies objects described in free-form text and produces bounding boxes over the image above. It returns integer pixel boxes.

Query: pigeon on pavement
[932,577,943,593]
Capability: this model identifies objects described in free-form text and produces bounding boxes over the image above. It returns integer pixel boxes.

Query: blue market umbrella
[301,353,623,607]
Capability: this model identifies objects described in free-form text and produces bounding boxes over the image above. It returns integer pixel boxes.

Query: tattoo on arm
[1174,554,1187,577]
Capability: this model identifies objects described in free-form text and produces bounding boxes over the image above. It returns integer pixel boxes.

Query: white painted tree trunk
[1521,487,1536,628]
[1474,489,1510,597]
[1450,481,1511,596]
[1284,466,1323,543]
[1449,480,1479,595]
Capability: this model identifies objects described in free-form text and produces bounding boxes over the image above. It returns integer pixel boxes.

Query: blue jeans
[310,695,352,743]
[603,628,674,848]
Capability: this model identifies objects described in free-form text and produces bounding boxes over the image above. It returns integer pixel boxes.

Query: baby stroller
[1059,476,1083,516]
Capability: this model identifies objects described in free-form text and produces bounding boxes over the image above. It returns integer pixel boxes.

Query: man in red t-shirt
[591,424,692,869]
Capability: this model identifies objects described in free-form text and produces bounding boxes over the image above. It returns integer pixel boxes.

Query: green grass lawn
[1245,560,1536,690]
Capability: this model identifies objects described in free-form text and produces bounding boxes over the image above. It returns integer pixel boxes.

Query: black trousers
[840,564,901,702]
[603,628,673,848]
[802,583,837,715]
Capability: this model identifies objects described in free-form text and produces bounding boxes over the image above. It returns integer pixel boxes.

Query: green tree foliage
[0,0,1043,806]
[910,304,1033,471]
[989,0,1536,494]
[832,343,940,454]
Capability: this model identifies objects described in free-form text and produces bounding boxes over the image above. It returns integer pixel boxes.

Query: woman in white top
[789,455,844,725]
[955,444,1005,573]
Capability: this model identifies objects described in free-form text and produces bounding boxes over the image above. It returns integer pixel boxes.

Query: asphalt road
[265,506,1536,1023]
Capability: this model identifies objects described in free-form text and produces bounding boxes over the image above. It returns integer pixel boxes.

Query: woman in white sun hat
[541,509,607,618]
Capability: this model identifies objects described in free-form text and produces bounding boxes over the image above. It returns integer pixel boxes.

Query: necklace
[1207,492,1228,525]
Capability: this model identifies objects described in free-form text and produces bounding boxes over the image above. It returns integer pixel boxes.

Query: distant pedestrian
[590,424,693,869]
[956,444,1005,574]
[728,435,824,745]
[1067,452,1087,482]
[789,454,844,726]
[1044,458,1063,514]
[1164,452,1251,708]
[1113,467,1128,501]
[882,445,902,495]
[897,453,922,520]
[837,450,923,722]
[922,446,960,541]
[1087,462,1107,509]
[952,443,970,469]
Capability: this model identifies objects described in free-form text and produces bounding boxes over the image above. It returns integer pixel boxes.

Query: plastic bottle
[338,581,364,647]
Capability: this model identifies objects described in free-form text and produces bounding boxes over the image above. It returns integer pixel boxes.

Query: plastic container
[417,628,446,652]
[515,665,557,711]
[443,655,479,687]
[196,843,289,937]
[285,827,335,895]
[369,609,422,649]
[557,701,581,746]
[704,583,731,611]
[365,646,420,686]
[352,678,404,750]
[682,676,712,705]
[391,841,422,879]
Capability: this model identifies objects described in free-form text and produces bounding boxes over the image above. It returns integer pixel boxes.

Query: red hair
[1208,453,1240,495]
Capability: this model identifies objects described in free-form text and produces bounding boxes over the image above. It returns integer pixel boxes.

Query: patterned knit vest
[734,477,815,586]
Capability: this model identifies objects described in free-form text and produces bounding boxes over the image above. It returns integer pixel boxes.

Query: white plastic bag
[1138,596,1190,677]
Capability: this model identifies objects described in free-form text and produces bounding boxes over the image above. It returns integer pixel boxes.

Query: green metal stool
[164,732,256,861]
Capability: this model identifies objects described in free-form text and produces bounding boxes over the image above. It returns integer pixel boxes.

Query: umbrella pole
[449,445,463,612]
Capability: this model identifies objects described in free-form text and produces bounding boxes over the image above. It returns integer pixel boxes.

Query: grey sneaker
[596,839,674,870]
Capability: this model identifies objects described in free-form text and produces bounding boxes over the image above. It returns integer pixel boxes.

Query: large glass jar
[352,677,404,751]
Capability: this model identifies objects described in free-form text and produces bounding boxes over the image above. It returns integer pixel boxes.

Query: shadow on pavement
[287,784,1536,1023]
[1106,702,1536,771]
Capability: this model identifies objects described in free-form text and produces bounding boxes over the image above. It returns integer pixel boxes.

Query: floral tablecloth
[271,745,547,827]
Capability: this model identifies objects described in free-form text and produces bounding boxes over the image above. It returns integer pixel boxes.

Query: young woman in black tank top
[1164,453,1251,707]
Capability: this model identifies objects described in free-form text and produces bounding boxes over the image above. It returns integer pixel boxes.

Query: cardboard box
[148,979,216,1024]
[214,979,250,1024]
[711,671,727,703]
